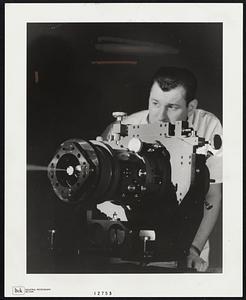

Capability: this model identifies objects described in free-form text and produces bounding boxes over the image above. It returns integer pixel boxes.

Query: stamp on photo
[12,286,25,295]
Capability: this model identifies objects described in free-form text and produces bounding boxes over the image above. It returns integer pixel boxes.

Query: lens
[56,153,80,187]
[48,138,172,207]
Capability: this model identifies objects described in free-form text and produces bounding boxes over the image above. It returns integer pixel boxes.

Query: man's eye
[168,105,178,110]
[152,101,159,106]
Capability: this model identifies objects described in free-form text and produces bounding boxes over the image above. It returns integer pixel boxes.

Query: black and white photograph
[5,3,242,297]
[27,22,223,274]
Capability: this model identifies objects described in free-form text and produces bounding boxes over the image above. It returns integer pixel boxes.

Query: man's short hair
[151,66,197,104]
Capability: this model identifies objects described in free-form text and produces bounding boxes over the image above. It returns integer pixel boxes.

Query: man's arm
[187,183,222,271]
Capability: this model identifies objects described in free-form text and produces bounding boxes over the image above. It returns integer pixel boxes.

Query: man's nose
[158,106,168,122]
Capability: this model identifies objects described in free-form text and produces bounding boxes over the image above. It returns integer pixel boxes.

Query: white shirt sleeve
[206,120,223,184]
[189,109,223,184]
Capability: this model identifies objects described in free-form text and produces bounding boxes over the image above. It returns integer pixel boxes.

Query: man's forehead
[150,82,187,103]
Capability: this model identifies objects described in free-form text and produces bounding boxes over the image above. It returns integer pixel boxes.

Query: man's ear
[187,99,198,117]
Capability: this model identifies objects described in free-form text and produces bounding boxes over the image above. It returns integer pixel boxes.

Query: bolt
[112,212,118,220]
[127,185,136,192]
[138,169,146,177]
[140,186,147,192]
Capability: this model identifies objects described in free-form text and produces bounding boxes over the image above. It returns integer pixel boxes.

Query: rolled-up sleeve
[206,121,223,184]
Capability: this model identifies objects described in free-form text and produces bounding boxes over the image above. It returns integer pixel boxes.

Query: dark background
[27,23,222,272]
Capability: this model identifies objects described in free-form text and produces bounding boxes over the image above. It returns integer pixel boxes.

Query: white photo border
[5,3,243,297]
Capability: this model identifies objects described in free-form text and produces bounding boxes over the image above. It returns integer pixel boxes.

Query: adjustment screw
[127,185,136,192]
[138,169,146,177]
[112,111,127,122]
[140,186,147,192]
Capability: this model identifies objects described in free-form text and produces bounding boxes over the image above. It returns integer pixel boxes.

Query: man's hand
[187,252,208,272]
[187,246,208,272]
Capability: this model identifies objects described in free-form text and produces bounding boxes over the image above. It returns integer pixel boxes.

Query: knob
[128,137,143,153]
[112,112,127,122]
[140,186,147,192]
[127,184,136,192]
[138,169,146,177]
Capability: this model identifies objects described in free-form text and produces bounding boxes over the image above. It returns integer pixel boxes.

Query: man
[101,66,222,272]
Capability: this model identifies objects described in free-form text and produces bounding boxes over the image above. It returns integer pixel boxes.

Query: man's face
[148,82,189,124]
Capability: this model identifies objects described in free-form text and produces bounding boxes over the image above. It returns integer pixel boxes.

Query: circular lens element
[56,153,80,187]
[66,166,74,176]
